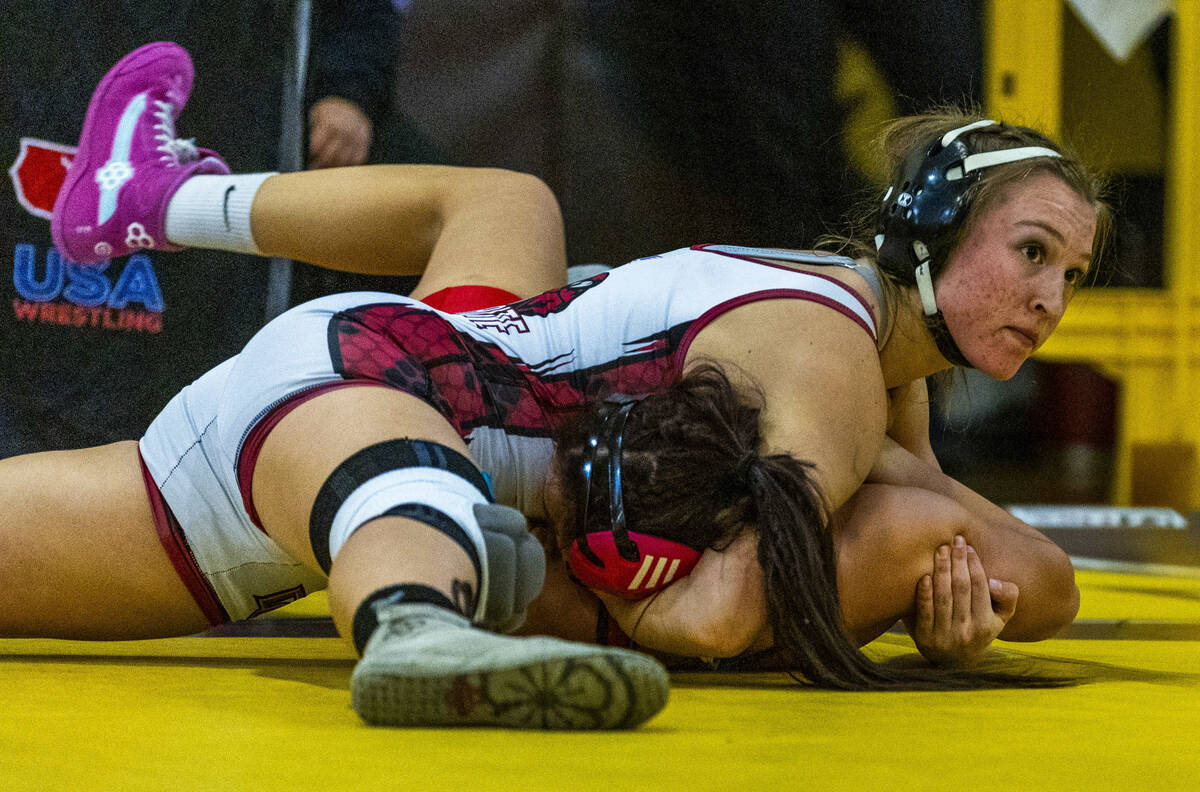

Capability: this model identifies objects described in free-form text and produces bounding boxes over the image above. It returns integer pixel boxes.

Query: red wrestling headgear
[566,400,703,599]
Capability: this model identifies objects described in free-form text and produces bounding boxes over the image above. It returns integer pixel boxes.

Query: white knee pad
[309,439,543,628]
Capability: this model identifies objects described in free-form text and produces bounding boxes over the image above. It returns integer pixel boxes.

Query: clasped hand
[910,535,1019,667]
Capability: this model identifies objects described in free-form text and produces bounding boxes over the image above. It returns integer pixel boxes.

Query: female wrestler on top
[9,44,1100,728]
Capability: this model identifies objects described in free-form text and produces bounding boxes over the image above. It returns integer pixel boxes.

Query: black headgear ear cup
[877,131,980,266]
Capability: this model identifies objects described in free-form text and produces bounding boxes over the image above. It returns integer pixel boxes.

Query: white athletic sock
[164,173,277,254]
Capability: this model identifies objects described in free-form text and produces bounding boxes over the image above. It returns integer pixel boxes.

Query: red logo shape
[9,138,77,220]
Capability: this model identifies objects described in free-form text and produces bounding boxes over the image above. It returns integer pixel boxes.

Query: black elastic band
[351,583,459,655]
[595,601,611,645]
[604,401,639,561]
[309,438,492,573]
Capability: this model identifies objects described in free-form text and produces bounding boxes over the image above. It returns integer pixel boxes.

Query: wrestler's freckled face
[934,172,1097,380]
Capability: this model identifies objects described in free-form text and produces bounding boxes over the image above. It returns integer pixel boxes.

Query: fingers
[932,541,953,632]
[966,543,993,622]
[309,133,369,169]
[308,126,360,169]
[964,541,1018,626]
[307,122,334,168]
[950,535,971,631]
[308,139,341,169]
[989,578,1020,623]
[910,542,958,666]
[914,573,935,642]
[307,102,334,166]
[307,98,373,168]
[912,536,1015,667]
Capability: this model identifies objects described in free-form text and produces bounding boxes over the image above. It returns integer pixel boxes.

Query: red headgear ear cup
[566,399,704,599]
[569,530,701,599]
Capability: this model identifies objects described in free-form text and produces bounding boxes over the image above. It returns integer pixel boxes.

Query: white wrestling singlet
[139,245,882,623]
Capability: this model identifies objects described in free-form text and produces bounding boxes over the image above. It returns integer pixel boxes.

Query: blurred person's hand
[308,96,372,168]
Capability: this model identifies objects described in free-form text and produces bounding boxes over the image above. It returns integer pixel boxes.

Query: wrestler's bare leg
[0,441,209,639]
[0,164,564,642]
[2,164,567,641]
[250,386,478,639]
[246,166,568,301]
[242,168,578,633]
[250,385,668,728]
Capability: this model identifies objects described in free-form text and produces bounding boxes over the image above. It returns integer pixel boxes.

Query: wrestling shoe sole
[352,648,669,730]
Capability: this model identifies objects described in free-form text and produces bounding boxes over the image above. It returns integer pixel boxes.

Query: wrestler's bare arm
[885,378,940,468]
[598,301,887,657]
[597,301,1077,657]
[599,479,1063,662]
[876,382,1077,642]
[591,531,767,658]
[862,439,1078,638]
[249,165,567,299]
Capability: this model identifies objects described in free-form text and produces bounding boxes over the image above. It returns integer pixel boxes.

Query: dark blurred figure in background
[383,0,983,268]
[579,0,985,260]
[305,0,401,169]
[286,0,419,303]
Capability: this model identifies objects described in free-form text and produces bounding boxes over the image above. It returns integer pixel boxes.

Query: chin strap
[924,310,973,368]
[912,240,974,369]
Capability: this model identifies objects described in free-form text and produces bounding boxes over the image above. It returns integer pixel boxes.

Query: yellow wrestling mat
[4,568,1199,792]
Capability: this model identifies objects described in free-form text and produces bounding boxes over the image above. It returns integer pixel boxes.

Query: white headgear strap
[912,242,938,316]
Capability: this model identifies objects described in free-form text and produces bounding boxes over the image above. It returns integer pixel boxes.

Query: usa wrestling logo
[8,138,164,333]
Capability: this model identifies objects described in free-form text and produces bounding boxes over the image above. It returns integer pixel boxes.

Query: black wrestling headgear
[567,399,703,599]
[874,119,1061,367]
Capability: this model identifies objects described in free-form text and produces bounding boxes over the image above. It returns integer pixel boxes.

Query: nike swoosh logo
[223,185,235,230]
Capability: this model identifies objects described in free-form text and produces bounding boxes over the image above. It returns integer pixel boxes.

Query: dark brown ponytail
[555,363,1071,690]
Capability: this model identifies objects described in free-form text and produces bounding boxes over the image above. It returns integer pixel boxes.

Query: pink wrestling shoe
[51,42,230,263]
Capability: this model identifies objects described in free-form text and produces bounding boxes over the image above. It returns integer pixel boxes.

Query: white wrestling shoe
[351,603,669,730]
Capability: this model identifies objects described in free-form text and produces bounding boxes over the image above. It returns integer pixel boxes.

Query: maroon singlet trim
[673,288,878,371]
[236,380,390,532]
[690,243,878,324]
[138,451,230,627]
